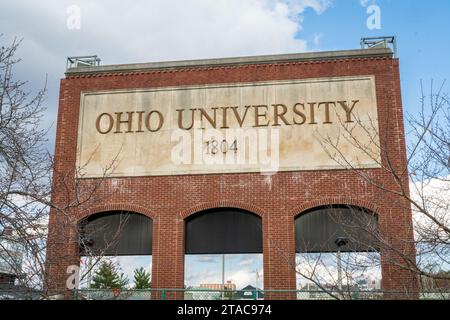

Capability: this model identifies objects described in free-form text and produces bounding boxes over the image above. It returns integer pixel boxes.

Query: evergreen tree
[133,267,151,289]
[91,261,128,289]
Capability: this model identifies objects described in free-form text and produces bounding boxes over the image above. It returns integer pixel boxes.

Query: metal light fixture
[335,237,349,292]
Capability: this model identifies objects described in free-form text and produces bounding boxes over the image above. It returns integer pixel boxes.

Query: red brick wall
[46,56,418,298]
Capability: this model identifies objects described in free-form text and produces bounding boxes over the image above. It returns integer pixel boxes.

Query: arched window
[185,208,262,254]
[295,205,379,253]
[184,208,263,294]
[295,205,381,293]
[79,211,152,256]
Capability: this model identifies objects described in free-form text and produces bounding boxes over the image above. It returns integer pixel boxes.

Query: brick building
[200,282,236,291]
[46,44,418,299]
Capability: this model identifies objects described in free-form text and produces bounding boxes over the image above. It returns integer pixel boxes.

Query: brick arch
[290,197,380,218]
[76,203,156,223]
[180,201,266,220]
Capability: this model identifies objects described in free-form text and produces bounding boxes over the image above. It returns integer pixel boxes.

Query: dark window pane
[295,205,379,253]
[185,208,262,254]
[79,211,152,256]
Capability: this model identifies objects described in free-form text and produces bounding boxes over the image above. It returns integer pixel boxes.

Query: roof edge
[65,48,393,76]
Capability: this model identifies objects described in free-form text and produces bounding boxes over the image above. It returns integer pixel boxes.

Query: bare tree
[0,36,50,296]
[314,80,450,298]
[0,37,127,299]
[270,206,383,300]
[268,81,449,300]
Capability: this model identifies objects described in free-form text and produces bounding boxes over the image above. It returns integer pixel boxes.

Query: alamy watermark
[366,4,381,30]
[171,126,280,175]
[66,265,80,289]
[66,5,81,30]
[362,0,382,30]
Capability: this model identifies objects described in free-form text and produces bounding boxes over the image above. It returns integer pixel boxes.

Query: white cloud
[186,268,221,285]
[1,0,333,67]
[196,256,219,263]
[283,0,332,15]
[239,257,256,266]
[410,176,450,240]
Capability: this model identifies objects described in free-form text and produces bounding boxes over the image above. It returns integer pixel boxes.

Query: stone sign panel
[76,76,380,177]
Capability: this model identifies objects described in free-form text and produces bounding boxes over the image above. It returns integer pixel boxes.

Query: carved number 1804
[205,139,238,155]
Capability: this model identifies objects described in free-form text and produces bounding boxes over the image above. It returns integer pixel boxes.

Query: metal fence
[71,289,450,300]
[0,288,43,300]
[1,288,449,300]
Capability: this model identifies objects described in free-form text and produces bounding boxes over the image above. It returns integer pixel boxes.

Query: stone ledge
[65,48,392,76]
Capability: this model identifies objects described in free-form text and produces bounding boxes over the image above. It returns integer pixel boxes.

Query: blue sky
[301,0,450,123]
[1,0,448,289]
